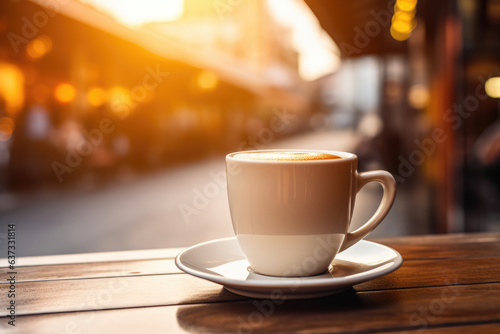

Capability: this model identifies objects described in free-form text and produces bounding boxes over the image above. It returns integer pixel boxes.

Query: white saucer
[175,237,403,299]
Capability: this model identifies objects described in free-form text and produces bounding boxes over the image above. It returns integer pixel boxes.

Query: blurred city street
[1,0,499,258]
[1,129,411,256]
[1,1,500,331]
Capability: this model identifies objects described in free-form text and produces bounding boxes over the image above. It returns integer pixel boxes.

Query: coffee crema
[232,151,342,161]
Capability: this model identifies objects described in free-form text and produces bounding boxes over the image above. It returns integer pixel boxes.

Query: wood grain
[377,241,500,261]
[0,233,499,333]
[1,253,499,317]
[355,256,500,291]
[375,322,500,334]
[2,283,498,334]
[0,248,184,268]
[1,254,498,291]
[0,259,182,283]
[2,233,496,270]
[372,233,500,260]
[173,284,500,333]
[373,232,500,245]
[174,283,500,333]
[0,274,245,317]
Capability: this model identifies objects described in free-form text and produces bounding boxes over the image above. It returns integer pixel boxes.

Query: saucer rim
[175,237,403,290]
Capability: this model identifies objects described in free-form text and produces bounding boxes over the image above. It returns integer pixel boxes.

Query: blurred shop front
[307,0,500,233]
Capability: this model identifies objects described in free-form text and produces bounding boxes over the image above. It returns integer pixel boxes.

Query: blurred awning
[30,0,266,95]
[304,0,407,58]
[29,0,308,110]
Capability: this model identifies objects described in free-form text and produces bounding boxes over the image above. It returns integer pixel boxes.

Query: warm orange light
[408,84,429,109]
[395,0,417,12]
[392,11,415,23]
[0,63,24,114]
[26,35,52,60]
[108,86,132,113]
[55,83,76,103]
[392,20,414,34]
[197,71,218,90]
[0,117,15,141]
[87,87,108,107]
[390,26,411,41]
[391,0,417,41]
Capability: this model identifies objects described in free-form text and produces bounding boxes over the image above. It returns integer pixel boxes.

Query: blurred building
[0,0,335,191]
[1,0,498,236]
[307,0,500,233]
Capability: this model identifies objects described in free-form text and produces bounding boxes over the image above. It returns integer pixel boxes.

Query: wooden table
[1,233,499,333]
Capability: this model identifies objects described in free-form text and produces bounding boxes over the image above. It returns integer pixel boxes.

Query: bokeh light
[391,0,418,41]
[408,84,430,109]
[392,20,413,34]
[54,83,76,103]
[87,87,108,107]
[0,63,24,114]
[395,0,417,13]
[108,86,132,113]
[485,77,500,98]
[390,26,411,41]
[393,11,415,22]
[26,35,53,60]
[196,71,219,90]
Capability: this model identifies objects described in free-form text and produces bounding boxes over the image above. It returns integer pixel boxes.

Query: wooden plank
[2,253,498,290]
[375,322,500,334]
[2,241,498,283]
[1,253,499,317]
[355,256,500,291]
[1,284,499,333]
[0,274,245,317]
[372,232,500,245]
[151,283,500,333]
[0,248,184,268]
[374,241,500,261]
[371,233,500,260]
[0,259,182,283]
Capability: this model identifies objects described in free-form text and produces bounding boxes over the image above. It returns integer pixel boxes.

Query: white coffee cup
[225,149,396,277]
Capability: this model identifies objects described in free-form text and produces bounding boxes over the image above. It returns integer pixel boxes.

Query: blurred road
[1,130,409,256]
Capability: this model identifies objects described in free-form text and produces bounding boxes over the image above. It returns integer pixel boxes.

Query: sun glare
[82,0,184,26]
[266,0,340,81]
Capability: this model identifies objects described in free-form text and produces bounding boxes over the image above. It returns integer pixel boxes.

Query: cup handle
[338,171,396,253]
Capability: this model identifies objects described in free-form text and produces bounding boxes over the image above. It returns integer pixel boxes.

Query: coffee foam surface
[232,151,341,161]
